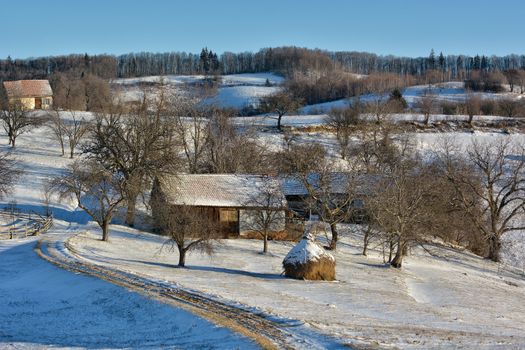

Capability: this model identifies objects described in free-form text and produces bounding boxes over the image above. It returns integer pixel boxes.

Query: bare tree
[171,99,210,174]
[50,161,124,241]
[243,176,286,253]
[151,180,220,267]
[498,99,522,118]
[0,151,22,198]
[438,139,525,262]
[85,94,179,227]
[259,91,303,131]
[48,109,89,158]
[417,89,438,125]
[0,102,43,148]
[326,104,360,160]
[368,155,436,268]
[464,93,481,125]
[205,111,265,174]
[280,143,352,250]
[364,95,393,125]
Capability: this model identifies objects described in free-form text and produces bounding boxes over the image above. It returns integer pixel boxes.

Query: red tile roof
[3,80,53,99]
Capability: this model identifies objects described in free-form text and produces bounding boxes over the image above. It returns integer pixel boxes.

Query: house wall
[239,209,286,236]
[9,96,52,110]
[10,97,35,110]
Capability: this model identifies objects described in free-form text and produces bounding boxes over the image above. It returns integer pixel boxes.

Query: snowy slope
[300,81,525,113]
[69,225,525,350]
[114,72,284,108]
[0,122,257,349]
[0,236,257,349]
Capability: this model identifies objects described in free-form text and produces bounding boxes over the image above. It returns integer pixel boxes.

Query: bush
[440,101,460,115]
[480,100,498,116]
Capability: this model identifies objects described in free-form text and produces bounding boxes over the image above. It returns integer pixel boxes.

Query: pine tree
[481,55,488,71]
[438,52,445,70]
[200,47,210,73]
[428,49,436,70]
[473,55,481,70]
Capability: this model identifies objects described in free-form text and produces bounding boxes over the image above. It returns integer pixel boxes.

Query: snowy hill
[0,112,524,349]
[301,81,525,114]
[113,72,284,109]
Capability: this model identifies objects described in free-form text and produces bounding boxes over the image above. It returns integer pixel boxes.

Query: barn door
[219,208,239,237]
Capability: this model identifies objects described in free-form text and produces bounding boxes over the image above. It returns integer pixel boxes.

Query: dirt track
[35,234,338,350]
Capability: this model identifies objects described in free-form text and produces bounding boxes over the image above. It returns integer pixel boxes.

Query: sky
[2,0,524,59]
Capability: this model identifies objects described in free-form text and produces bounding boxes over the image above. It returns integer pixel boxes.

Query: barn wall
[239,209,286,235]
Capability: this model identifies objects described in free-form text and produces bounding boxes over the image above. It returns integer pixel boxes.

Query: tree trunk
[59,140,65,156]
[69,142,75,158]
[101,219,110,242]
[388,239,394,262]
[487,235,501,262]
[468,114,474,125]
[391,239,404,268]
[178,247,187,267]
[277,114,283,131]
[329,223,338,250]
[362,227,370,256]
[424,114,430,125]
[263,233,268,253]
[125,195,138,227]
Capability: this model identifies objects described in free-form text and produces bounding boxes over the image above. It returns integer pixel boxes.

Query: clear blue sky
[2,0,524,59]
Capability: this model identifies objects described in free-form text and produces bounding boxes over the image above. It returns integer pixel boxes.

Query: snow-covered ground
[113,72,284,109]
[0,124,258,349]
[236,113,514,130]
[301,81,525,114]
[68,225,525,349]
[1,110,524,349]
[0,234,257,349]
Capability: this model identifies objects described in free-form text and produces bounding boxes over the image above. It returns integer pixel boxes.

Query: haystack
[282,223,335,281]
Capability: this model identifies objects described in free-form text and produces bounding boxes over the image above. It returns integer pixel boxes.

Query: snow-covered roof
[3,80,53,98]
[160,174,287,209]
[280,173,382,197]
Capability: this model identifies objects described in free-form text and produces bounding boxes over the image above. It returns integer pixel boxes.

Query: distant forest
[1,47,525,81]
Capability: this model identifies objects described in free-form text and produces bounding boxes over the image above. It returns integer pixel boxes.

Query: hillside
[0,112,524,348]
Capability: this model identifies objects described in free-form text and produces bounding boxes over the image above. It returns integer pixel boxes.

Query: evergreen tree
[428,49,436,70]
[481,55,488,71]
[200,47,210,73]
[473,55,481,70]
[438,52,445,70]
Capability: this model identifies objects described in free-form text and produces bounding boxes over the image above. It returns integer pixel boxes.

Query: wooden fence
[0,209,53,239]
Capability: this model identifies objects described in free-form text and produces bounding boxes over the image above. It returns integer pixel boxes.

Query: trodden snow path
[32,227,345,350]
[0,234,259,350]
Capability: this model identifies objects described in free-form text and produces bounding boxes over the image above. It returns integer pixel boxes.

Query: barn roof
[280,172,380,196]
[3,80,53,99]
[159,174,287,209]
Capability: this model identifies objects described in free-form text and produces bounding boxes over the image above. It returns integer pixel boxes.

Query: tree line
[2,47,525,82]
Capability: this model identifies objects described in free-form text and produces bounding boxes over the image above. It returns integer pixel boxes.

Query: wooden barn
[151,174,288,238]
[280,172,376,223]
[3,80,53,110]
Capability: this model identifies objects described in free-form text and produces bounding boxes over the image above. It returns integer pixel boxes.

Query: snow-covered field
[68,225,525,349]
[301,81,525,114]
[0,125,258,349]
[0,235,257,349]
[0,110,524,349]
[113,72,284,109]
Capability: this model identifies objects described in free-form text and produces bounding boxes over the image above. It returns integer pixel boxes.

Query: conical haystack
[283,223,335,281]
